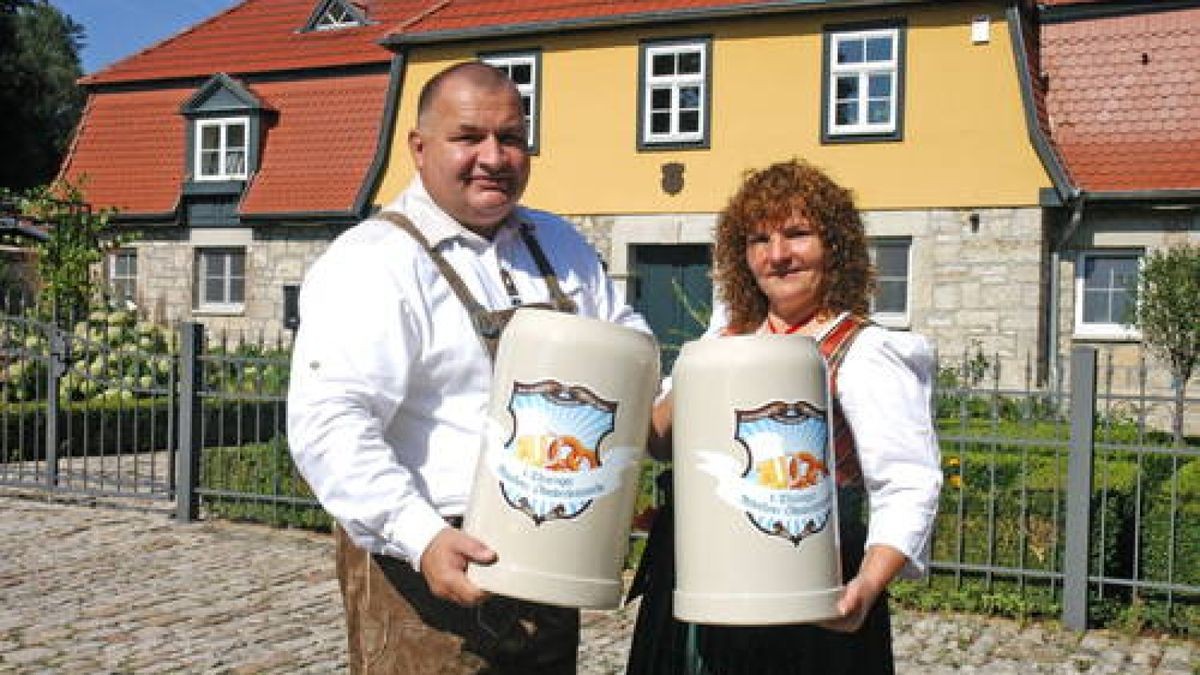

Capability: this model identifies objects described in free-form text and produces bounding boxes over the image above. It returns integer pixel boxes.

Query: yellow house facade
[375,0,1058,374]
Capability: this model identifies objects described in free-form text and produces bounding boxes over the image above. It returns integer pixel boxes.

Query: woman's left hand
[817,544,908,633]
[819,575,883,633]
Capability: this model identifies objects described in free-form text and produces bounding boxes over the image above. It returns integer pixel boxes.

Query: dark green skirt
[625,476,893,675]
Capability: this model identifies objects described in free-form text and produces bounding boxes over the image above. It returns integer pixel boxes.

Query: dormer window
[196,117,249,181]
[306,0,367,32]
[181,74,271,189]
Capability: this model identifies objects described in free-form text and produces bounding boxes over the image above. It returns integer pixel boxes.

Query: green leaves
[1132,244,1200,445]
[0,0,84,189]
[5,178,130,322]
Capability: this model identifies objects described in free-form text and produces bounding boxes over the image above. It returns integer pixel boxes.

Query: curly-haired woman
[626,159,942,674]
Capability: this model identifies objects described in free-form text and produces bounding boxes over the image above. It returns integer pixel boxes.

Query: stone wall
[886,207,1048,378]
[130,226,340,345]
[118,209,1196,436]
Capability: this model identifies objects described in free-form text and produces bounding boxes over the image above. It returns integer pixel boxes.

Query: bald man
[288,61,648,673]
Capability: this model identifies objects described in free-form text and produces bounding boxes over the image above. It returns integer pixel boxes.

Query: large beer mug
[464,308,659,608]
[672,334,842,624]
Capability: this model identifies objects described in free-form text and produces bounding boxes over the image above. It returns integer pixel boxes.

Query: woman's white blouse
[835,323,942,578]
[694,310,943,578]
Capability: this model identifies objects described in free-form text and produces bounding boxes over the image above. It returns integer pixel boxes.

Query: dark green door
[629,244,712,373]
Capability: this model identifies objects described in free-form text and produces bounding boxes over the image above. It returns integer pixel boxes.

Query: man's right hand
[419,527,497,606]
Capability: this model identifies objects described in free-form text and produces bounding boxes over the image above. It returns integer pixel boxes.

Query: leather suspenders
[377,211,577,359]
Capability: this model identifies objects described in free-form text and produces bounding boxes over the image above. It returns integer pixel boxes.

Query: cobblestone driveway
[1,493,1195,674]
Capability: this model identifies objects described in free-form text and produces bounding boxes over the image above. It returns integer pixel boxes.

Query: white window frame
[481,53,539,151]
[194,117,249,181]
[641,40,708,146]
[196,248,246,313]
[108,249,137,306]
[869,237,911,326]
[1073,250,1142,340]
[826,27,900,137]
[314,3,361,30]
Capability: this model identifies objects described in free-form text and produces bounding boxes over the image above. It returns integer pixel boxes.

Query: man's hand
[420,528,497,606]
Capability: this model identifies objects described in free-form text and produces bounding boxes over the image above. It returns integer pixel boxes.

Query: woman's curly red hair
[714,159,875,333]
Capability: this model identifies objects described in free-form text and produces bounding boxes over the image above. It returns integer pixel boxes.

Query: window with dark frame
[481,52,539,151]
[310,0,366,31]
[870,238,910,319]
[640,39,710,148]
[823,22,904,142]
[108,249,137,305]
[1076,251,1141,336]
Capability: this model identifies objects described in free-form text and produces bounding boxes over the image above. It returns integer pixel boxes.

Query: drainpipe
[1048,192,1086,389]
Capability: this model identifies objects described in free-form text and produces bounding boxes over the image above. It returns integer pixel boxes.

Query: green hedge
[933,443,1149,580]
[1,398,173,461]
[200,435,331,531]
[1142,459,1200,587]
[1,397,284,461]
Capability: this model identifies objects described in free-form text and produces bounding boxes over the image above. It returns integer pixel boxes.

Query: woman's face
[745,212,828,320]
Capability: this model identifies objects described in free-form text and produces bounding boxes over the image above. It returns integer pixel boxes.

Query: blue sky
[50,0,243,74]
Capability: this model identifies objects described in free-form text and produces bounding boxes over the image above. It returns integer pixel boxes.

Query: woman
[626,159,942,674]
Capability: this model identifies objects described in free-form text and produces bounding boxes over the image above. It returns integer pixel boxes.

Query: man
[287,61,647,673]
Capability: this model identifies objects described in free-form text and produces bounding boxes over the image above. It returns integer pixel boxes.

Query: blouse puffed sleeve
[836,328,942,578]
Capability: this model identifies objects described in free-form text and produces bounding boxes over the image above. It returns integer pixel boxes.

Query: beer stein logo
[488,380,636,524]
[731,401,833,544]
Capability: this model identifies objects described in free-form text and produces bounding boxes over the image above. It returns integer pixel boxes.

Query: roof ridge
[81,0,251,84]
[394,0,452,33]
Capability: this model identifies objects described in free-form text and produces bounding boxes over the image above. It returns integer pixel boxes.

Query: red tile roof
[60,71,390,218]
[60,89,191,214]
[63,0,417,219]
[72,0,918,219]
[384,0,890,43]
[241,72,392,214]
[1042,6,1200,192]
[82,0,424,86]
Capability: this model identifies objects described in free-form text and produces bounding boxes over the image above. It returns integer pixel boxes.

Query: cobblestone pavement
[1,492,1196,674]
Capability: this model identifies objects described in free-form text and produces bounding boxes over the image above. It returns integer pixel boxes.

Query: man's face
[408,77,530,234]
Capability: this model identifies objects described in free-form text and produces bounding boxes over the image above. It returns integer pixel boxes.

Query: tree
[1131,244,1200,446]
[8,179,125,322]
[0,0,85,190]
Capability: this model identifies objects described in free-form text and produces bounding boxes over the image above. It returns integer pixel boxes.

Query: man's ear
[407,130,424,168]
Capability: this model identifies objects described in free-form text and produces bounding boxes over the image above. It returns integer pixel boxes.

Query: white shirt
[696,309,943,578]
[287,178,648,569]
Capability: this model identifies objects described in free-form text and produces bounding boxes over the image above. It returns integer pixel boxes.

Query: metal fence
[928,347,1198,631]
[0,302,178,501]
[1,306,1196,632]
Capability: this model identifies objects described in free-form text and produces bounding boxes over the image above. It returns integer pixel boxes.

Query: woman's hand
[820,574,884,632]
[646,393,674,461]
[818,544,908,633]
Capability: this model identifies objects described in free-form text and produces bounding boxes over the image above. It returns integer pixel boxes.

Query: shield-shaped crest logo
[733,400,833,545]
[497,380,618,524]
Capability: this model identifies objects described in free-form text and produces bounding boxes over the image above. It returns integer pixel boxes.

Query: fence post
[1063,346,1097,631]
[176,322,204,522]
[44,328,67,487]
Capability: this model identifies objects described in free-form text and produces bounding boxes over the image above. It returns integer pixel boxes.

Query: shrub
[201,435,330,530]
[1141,459,1200,588]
